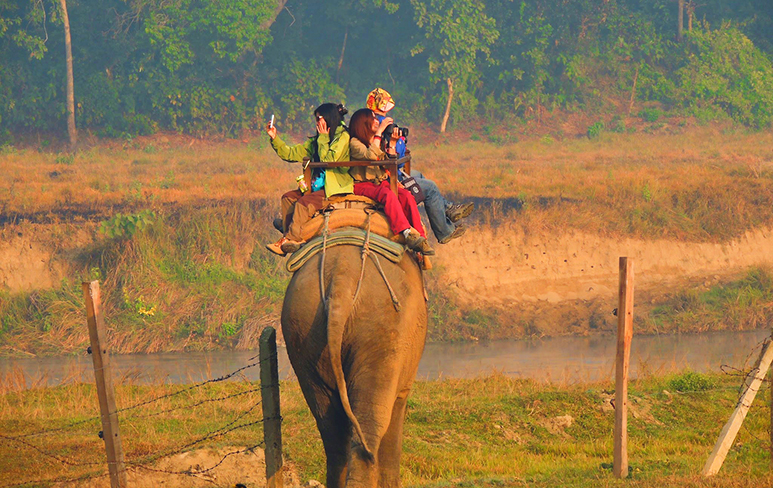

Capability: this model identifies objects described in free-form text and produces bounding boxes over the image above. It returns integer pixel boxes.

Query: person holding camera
[265,103,353,256]
[365,88,473,244]
[348,108,434,255]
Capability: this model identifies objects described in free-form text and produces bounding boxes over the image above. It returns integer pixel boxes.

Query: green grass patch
[646,267,773,333]
[2,373,771,487]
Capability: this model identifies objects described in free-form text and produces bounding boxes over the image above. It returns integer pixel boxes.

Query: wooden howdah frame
[303,154,412,196]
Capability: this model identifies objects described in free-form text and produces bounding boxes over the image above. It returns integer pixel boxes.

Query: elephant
[281,244,428,488]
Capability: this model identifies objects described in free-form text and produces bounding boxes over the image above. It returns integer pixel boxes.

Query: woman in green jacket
[265,103,353,255]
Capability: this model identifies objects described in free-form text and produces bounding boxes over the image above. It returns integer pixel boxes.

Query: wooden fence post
[614,257,634,479]
[703,338,773,476]
[260,327,283,488]
[83,281,127,488]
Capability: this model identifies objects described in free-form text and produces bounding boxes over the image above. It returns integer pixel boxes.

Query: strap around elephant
[286,228,406,273]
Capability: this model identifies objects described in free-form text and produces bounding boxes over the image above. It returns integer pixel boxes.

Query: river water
[1,329,769,387]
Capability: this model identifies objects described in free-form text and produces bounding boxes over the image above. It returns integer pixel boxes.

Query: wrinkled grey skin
[281,245,427,488]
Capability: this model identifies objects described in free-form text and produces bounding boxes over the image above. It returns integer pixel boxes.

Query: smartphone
[269,114,275,129]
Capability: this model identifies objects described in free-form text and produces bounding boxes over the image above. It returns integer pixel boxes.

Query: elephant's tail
[326,283,375,462]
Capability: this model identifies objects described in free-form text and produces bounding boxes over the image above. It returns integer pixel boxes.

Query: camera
[382,123,409,143]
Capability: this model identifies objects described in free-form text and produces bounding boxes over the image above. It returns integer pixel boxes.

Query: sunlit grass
[1,372,772,487]
[2,127,772,241]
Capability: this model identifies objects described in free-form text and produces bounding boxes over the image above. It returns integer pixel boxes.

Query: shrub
[99,210,157,239]
[54,154,74,165]
[675,24,773,128]
[638,107,663,122]
[587,121,605,139]
[667,371,717,392]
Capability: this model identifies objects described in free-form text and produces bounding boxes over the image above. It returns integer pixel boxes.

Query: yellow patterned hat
[366,88,395,113]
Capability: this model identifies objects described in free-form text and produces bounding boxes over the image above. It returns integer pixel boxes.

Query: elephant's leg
[344,379,403,488]
[318,400,352,488]
[293,377,352,488]
[377,389,410,488]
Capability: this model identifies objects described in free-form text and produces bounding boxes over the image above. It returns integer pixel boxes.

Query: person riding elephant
[281,244,427,488]
[349,107,434,256]
[265,103,353,255]
[365,88,473,244]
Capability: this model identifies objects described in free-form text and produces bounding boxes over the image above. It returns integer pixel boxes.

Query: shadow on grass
[443,194,580,227]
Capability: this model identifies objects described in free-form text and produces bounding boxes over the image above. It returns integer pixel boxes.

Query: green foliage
[674,24,773,128]
[276,58,346,132]
[99,210,157,239]
[411,0,499,127]
[54,153,74,165]
[641,183,653,202]
[1,1,773,135]
[638,107,663,122]
[609,116,626,133]
[667,371,717,392]
[122,291,158,317]
[586,121,604,139]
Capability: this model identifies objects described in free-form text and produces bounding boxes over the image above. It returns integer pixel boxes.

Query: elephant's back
[281,244,426,340]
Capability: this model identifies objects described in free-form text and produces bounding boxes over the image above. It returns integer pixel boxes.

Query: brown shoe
[280,239,305,254]
[439,223,466,244]
[404,228,435,255]
[265,237,288,256]
[446,202,474,223]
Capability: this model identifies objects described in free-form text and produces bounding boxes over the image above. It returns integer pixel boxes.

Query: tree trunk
[687,1,695,32]
[628,65,639,115]
[440,78,454,133]
[677,0,684,42]
[260,0,289,30]
[60,0,77,150]
[336,27,348,84]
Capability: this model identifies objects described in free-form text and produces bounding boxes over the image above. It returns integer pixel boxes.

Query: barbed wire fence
[0,281,285,488]
[1,278,770,485]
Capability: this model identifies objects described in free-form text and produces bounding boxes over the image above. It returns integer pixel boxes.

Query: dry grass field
[1,126,773,355]
[2,127,772,241]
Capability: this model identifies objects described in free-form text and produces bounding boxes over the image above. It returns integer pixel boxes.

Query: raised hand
[376,117,394,136]
[266,123,277,140]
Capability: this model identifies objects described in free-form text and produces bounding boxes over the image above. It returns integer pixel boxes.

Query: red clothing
[353,181,426,238]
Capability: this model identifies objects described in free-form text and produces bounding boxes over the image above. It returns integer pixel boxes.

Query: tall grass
[0,202,288,355]
[2,205,773,355]
[424,267,773,342]
[645,267,773,334]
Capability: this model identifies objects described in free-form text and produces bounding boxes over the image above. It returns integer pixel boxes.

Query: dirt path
[435,224,773,307]
[58,446,310,488]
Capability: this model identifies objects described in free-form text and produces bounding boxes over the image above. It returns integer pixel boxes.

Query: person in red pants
[348,108,434,255]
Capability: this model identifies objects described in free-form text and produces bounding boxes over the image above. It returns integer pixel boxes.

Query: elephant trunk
[326,277,375,462]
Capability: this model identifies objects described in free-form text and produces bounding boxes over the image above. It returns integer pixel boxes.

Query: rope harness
[352,211,401,311]
[316,211,401,314]
[319,212,331,312]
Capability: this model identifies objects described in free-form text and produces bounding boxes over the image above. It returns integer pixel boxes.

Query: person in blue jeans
[365,88,473,243]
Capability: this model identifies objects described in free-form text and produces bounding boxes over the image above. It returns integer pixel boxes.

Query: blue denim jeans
[405,169,456,242]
